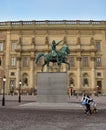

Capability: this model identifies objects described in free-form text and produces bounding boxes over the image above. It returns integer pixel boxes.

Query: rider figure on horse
[51,40,63,62]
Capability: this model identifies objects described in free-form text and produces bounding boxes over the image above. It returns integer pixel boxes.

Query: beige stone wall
[0,20,106,95]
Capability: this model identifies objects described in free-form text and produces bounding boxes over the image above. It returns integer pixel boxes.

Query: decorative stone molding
[31,37,35,45]
[90,37,95,45]
[18,37,22,45]
[91,57,95,61]
[63,36,68,45]
[45,36,49,45]
[16,56,21,61]
[77,37,81,44]
[76,56,82,61]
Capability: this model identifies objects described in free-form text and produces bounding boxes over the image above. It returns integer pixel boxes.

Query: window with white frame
[23,57,28,67]
[95,57,101,67]
[10,80,15,91]
[95,41,101,52]
[82,56,89,67]
[0,42,3,51]
[10,57,16,66]
[11,42,16,51]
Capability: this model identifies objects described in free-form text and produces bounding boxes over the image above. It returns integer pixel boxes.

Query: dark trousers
[85,103,92,114]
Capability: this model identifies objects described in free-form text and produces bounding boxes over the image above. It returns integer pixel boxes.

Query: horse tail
[35,53,44,63]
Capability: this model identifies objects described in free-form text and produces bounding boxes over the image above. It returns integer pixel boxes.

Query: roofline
[0,20,106,30]
[0,20,106,26]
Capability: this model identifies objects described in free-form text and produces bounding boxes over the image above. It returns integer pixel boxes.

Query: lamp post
[2,76,6,106]
[18,80,22,103]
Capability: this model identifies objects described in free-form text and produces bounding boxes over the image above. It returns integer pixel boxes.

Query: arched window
[83,73,89,87]
[22,73,28,86]
[70,78,74,85]
[69,73,75,86]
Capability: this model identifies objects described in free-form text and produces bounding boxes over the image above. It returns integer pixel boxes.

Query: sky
[0,0,106,21]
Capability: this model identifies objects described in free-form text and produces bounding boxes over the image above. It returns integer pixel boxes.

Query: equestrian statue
[35,40,70,72]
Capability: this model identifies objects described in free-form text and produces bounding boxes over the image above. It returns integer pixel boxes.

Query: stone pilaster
[30,56,34,89]
[91,56,96,90]
[76,56,82,90]
[5,31,11,93]
[16,57,21,88]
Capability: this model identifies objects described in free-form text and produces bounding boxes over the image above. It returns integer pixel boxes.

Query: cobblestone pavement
[0,95,106,130]
[0,108,106,130]
[0,95,106,109]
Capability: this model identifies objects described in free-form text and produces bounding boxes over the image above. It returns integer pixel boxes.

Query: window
[95,42,101,52]
[10,80,15,91]
[23,57,28,67]
[23,73,28,86]
[83,78,89,86]
[23,77,28,86]
[10,57,16,66]
[69,57,75,67]
[95,57,101,67]
[97,72,101,77]
[11,42,16,51]
[69,77,74,86]
[83,73,89,87]
[11,72,15,76]
[82,57,89,67]
[0,42,3,51]
[10,80,14,86]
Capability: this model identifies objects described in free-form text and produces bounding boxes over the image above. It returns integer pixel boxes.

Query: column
[16,57,21,88]
[77,57,82,91]
[30,57,34,89]
[91,57,96,92]
[5,31,11,93]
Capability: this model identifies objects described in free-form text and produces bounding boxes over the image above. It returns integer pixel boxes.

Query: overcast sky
[0,0,106,21]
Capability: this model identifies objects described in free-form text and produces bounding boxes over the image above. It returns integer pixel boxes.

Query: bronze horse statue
[35,45,70,72]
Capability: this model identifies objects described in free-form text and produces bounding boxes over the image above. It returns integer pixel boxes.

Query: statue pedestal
[37,72,67,103]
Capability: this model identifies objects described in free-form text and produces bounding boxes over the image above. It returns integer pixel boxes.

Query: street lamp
[18,80,22,103]
[2,76,6,106]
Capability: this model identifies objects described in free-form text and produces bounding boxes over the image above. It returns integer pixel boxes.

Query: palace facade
[0,20,106,95]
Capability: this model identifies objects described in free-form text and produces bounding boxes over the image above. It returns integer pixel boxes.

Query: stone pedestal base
[37,72,67,103]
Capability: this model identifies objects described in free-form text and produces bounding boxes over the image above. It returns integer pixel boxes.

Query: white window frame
[11,42,16,51]
[10,57,16,66]
[96,57,101,67]
[23,57,28,67]
[82,56,89,67]
[95,41,101,52]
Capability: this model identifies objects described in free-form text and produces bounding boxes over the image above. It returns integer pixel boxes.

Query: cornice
[0,20,106,31]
